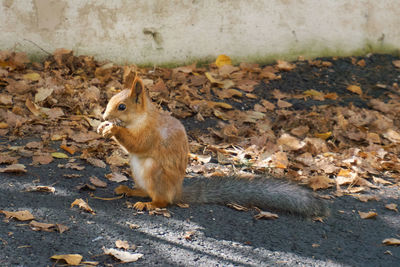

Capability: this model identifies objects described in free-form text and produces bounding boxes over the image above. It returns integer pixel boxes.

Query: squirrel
[97,76,329,217]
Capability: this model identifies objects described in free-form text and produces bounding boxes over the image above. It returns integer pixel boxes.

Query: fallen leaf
[90,176,107,188]
[25,98,41,116]
[277,99,292,108]
[23,72,41,81]
[315,131,332,140]
[254,210,279,220]
[103,248,143,263]
[183,230,196,241]
[29,220,57,232]
[382,238,400,246]
[227,203,249,211]
[35,87,53,102]
[71,198,95,214]
[356,195,380,202]
[148,208,171,218]
[0,163,27,173]
[347,85,362,95]
[382,129,400,143]
[215,54,232,67]
[60,144,77,155]
[324,92,338,100]
[115,240,130,250]
[358,211,378,219]
[51,254,83,265]
[0,210,35,221]
[277,133,305,150]
[276,60,296,71]
[32,153,53,165]
[385,203,398,212]
[51,152,69,159]
[86,158,106,168]
[26,185,55,193]
[105,172,129,183]
[0,94,13,105]
[392,60,400,68]
[308,175,334,191]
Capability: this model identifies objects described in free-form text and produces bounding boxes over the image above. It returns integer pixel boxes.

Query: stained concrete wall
[1,0,399,65]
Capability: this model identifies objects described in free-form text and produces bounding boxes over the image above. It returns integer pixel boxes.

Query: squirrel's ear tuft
[129,76,144,103]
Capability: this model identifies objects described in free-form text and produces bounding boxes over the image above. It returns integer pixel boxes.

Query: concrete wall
[1,0,400,65]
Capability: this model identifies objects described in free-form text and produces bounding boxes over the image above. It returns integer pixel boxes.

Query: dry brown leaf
[0,163,27,173]
[358,211,378,219]
[90,176,107,188]
[35,87,53,102]
[25,98,41,116]
[0,210,35,221]
[51,254,83,265]
[277,133,305,150]
[254,210,279,220]
[106,172,129,183]
[86,158,106,168]
[277,99,292,108]
[26,185,55,193]
[276,60,296,71]
[372,176,392,185]
[356,195,380,202]
[308,175,334,191]
[29,220,56,232]
[32,153,53,165]
[115,240,130,250]
[227,203,249,211]
[103,248,143,263]
[392,60,400,68]
[346,85,362,95]
[385,203,398,212]
[69,131,99,143]
[382,129,400,143]
[382,238,400,246]
[0,94,13,105]
[70,198,95,214]
[149,208,171,218]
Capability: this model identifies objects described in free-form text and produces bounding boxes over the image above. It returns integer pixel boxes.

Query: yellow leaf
[315,131,332,140]
[211,101,233,109]
[0,122,8,129]
[205,72,223,84]
[346,85,362,95]
[358,211,378,219]
[303,89,324,97]
[51,254,83,265]
[215,54,232,68]
[51,152,69,159]
[23,72,41,81]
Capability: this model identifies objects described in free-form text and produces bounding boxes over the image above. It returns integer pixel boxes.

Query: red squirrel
[97,76,328,217]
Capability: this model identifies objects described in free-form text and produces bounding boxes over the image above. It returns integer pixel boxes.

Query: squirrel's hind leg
[133,200,168,211]
[114,185,149,197]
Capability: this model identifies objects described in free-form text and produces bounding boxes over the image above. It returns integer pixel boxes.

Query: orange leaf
[346,85,362,95]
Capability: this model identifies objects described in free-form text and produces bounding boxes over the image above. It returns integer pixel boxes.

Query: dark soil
[1,54,400,266]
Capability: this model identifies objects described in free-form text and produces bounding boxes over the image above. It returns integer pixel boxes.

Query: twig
[23,39,51,55]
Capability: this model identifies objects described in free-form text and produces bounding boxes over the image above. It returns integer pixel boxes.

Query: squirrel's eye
[118,103,126,111]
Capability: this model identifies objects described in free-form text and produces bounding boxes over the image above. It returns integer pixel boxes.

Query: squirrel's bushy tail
[180,176,329,217]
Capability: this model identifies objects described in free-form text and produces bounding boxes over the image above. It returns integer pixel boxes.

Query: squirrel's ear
[129,76,144,103]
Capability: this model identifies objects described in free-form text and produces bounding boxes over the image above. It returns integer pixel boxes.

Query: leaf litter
[1,50,400,263]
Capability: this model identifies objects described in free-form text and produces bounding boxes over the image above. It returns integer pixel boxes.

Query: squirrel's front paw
[97,121,116,138]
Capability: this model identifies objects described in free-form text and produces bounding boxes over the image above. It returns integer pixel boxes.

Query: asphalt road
[0,153,399,266]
